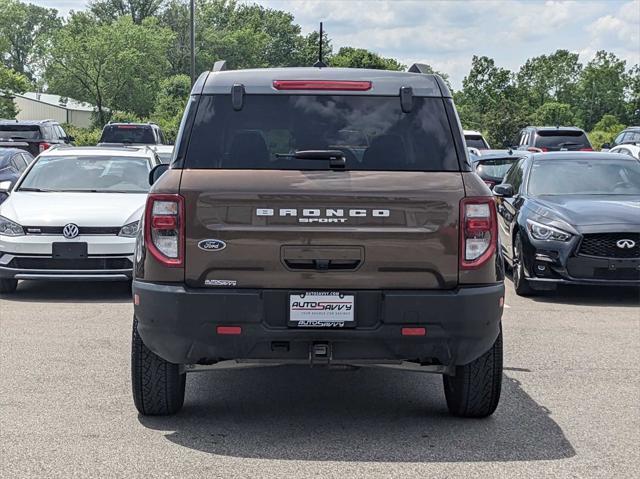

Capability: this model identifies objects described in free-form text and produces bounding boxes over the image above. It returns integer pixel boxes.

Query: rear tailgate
[181,169,463,290]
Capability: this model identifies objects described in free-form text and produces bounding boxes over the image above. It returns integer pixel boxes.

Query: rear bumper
[133,282,504,368]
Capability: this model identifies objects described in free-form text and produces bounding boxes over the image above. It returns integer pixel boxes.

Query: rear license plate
[289,292,355,328]
[52,242,88,259]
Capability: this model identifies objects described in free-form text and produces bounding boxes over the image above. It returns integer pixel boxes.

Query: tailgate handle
[284,259,361,271]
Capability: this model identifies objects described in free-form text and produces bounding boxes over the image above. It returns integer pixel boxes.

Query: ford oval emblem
[198,239,227,251]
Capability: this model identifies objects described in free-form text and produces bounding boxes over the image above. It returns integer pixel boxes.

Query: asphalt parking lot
[1,280,638,478]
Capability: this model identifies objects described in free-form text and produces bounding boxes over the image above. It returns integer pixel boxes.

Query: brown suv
[131,64,505,418]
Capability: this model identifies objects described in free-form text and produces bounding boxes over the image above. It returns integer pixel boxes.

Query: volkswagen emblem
[616,239,636,249]
[63,223,79,239]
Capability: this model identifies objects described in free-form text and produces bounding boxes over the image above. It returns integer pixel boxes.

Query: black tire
[131,317,185,416]
[0,279,18,294]
[512,234,535,296]
[443,330,503,418]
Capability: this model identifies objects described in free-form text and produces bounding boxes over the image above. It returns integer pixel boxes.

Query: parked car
[471,149,531,189]
[609,143,640,160]
[0,119,74,156]
[151,144,174,164]
[602,126,640,151]
[131,64,505,418]
[464,129,491,149]
[0,148,34,204]
[98,122,166,146]
[517,126,592,152]
[0,146,162,293]
[493,152,640,295]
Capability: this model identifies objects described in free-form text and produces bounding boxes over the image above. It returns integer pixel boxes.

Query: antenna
[313,22,327,68]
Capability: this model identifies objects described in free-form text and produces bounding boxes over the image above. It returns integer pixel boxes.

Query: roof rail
[213,60,228,72]
[408,63,432,74]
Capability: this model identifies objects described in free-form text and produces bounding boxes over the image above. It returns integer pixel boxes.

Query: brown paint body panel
[178,169,465,289]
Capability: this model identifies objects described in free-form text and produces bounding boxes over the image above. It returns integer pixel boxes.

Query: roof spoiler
[213,60,228,72]
[408,63,451,98]
[408,63,431,74]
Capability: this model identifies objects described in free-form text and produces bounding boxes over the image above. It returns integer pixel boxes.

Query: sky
[30,0,640,89]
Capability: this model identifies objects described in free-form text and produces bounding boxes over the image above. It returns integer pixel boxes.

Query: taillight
[580,147,593,151]
[273,80,372,91]
[39,142,51,153]
[527,147,546,153]
[144,194,184,267]
[460,197,497,269]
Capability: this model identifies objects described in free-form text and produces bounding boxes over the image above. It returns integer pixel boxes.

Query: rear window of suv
[100,125,155,144]
[0,125,41,140]
[185,95,459,171]
[534,130,591,150]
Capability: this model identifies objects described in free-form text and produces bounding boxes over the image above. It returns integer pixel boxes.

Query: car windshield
[535,130,590,149]
[185,95,459,171]
[475,158,518,180]
[465,135,488,149]
[528,159,640,196]
[100,125,155,144]
[18,155,150,193]
[0,125,41,140]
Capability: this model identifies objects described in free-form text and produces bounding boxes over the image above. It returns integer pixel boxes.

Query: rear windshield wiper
[276,150,346,169]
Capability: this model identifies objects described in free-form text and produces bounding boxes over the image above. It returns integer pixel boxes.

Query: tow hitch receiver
[309,342,332,366]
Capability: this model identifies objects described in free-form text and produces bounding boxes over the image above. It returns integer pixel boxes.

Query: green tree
[46,14,174,125]
[576,50,628,131]
[150,74,191,141]
[88,0,165,24]
[330,47,405,71]
[0,0,61,80]
[625,64,640,125]
[530,102,576,126]
[158,0,333,76]
[0,64,30,118]
[516,50,582,110]
[456,56,526,146]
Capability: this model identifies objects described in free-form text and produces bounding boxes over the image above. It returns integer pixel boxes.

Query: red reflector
[134,294,140,305]
[217,326,242,335]
[151,215,177,230]
[580,148,593,151]
[499,296,504,307]
[273,80,372,91]
[467,218,491,231]
[401,327,426,336]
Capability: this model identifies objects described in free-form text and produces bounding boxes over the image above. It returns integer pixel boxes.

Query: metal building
[13,92,95,128]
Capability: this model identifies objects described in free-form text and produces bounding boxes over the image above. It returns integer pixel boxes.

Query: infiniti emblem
[63,223,79,239]
[616,239,636,249]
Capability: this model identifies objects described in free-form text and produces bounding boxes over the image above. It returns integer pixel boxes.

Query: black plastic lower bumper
[133,282,504,367]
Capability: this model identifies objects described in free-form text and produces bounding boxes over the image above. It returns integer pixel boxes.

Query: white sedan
[609,143,640,160]
[0,146,161,293]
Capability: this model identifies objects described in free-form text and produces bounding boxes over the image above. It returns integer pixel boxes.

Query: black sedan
[493,152,640,295]
[470,149,531,189]
[0,148,33,204]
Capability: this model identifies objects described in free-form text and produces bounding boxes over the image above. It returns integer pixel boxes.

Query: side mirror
[600,143,610,151]
[493,183,514,197]
[67,135,75,143]
[149,163,169,186]
[0,180,12,193]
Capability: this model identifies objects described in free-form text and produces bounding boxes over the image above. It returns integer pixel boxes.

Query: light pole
[190,0,196,85]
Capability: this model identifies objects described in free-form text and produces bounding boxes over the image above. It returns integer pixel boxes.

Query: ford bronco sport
[131,63,505,418]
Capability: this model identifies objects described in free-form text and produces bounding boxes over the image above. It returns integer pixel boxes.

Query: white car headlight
[526,219,571,241]
[0,216,25,237]
[118,221,140,238]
